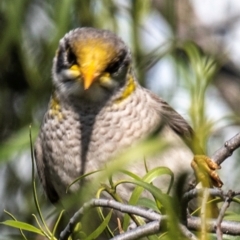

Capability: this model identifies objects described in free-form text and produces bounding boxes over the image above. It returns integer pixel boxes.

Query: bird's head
[52,27,132,102]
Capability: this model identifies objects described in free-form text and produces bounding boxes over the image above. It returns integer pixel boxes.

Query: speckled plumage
[34,27,194,204]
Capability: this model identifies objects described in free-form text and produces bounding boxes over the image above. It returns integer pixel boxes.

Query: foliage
[0,0,240,239]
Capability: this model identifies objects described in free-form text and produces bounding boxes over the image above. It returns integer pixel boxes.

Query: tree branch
[188,216,240,235]
[59,199,163,240]
[111,220,198,240]
[212,132,240,165]
[60,195,240,240]
[215,190,233,240]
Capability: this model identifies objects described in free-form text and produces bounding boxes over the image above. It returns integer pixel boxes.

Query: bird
[34,27,222,208]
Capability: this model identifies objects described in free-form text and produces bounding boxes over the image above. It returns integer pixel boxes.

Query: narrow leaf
[1,220,44,235]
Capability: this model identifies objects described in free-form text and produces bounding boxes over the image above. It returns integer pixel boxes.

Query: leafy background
[0,0,240,238]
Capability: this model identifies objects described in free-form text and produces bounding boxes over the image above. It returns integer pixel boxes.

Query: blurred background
[0,0,240,238]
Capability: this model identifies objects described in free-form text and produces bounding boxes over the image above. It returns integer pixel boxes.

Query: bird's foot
[191,155,223,188]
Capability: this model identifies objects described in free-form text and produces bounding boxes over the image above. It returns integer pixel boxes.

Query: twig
[179,224,199,240]
[117,218,124,234]
[59,198,161,240]
[215,190,233,240]
[59,196,240,239]
[212,132,240,165]
[182,188,240,206]
[188,216,240,235]
[110,220,198,240]
[182,188,224,208]
[59,198,198,240]
[110,220,161,240]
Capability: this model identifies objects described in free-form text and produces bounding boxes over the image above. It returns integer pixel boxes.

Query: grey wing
[160,99,193,138]
[34,136,59,204]
[147,89,203,154]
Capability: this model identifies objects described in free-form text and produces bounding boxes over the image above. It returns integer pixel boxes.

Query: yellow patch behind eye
[70,64,79,71]
[99,72,110,83]
[67,64,81,79]
[98,72,118,89]
[114,75,136,104]
[49,94,63,120]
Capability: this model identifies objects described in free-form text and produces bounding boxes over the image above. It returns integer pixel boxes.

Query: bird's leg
[191,155,223,188]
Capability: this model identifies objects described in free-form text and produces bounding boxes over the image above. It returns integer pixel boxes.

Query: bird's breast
[41,90,161,194]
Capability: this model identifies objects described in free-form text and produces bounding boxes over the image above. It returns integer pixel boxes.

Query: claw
[191,155,223,188]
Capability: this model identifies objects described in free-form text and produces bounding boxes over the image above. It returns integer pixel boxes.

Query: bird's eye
[66,48,77,66]
[105,50,128,74]
[106,60,122,74]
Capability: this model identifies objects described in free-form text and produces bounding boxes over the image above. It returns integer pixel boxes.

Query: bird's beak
[81,62,98,90]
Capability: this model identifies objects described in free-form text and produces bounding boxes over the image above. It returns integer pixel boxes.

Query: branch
[60,196,240,240]
[188,217,240,235]
[215,191,233,240]
[212,132,240,165]
[59,199,162,240]
[183,188,224,204]
[183,188,240,236]
[110,221,161,240]
[182,188,240,207]
[111,220,198,240]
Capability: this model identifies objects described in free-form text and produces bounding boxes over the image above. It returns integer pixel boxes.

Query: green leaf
[232,197,240,204]
[4,210,27,240]
[119,179,173,227]
[224,211,240,222]
[30,127,52,237]
[84,210,113,240]
[121,167,173,230]
[117,178,180,238]
[1,220,44,235]
[52,210,65,237]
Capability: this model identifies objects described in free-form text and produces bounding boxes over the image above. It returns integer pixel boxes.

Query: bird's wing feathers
[160,99,193,138]
[34,137,59,203]
[147,90,203,153]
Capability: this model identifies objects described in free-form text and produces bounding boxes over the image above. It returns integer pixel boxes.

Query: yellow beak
[81,62,98,90]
